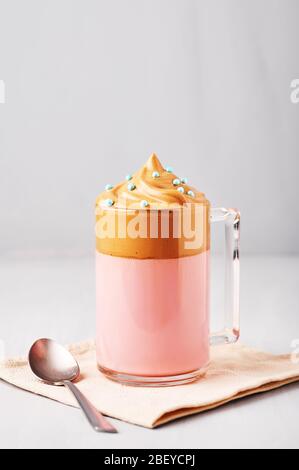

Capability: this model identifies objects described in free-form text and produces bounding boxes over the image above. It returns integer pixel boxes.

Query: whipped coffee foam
[95,154,210,259]
[96,153,207,209]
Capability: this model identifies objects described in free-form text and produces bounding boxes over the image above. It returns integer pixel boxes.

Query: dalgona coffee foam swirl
[95,154,210,259]
[96,154,207,210]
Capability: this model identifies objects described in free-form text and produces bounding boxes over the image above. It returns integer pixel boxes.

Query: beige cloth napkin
[0,341,299,428]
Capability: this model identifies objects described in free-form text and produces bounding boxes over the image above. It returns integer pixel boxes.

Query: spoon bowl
[29,338,79,384]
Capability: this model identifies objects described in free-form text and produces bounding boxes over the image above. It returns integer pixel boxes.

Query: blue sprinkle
[152,171,160,178]
[140,200,149,208]
[103,198,114,207]
[126,174,133,181]
[181,177,188,184]
[177,186,185,194]
[187,190,195,197]
[172,178,181,186]
[166,166,173,173]
[105,184,113,191]
[127,182,136,191]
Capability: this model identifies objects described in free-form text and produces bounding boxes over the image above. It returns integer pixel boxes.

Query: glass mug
[95,199,240,387]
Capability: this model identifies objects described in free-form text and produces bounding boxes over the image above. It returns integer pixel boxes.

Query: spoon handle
[63,380,117,433]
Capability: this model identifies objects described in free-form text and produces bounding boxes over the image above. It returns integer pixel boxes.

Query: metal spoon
[28,338,117,433]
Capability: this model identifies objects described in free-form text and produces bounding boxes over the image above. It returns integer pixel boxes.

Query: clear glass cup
[95,204,240,386]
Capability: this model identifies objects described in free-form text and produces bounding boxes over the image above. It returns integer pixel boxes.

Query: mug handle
[210,207,241,345]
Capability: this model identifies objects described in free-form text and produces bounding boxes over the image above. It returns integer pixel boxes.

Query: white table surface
[0,254,298,449]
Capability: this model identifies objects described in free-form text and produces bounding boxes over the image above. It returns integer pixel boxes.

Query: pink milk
[96,251,210,378]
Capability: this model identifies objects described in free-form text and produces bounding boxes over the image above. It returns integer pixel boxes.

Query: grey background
[0,0,298,256]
